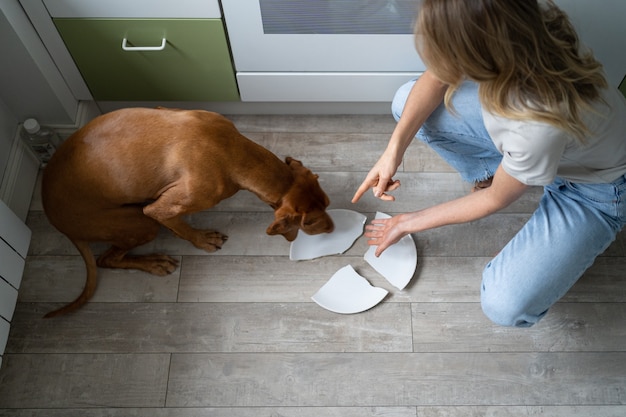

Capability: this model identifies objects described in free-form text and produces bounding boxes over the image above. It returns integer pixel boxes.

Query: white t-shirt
[482,87,626,185]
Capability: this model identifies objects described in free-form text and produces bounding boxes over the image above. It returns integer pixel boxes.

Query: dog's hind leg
[95,208,179,275]
[45,209,177,318]
[96,247,179,275]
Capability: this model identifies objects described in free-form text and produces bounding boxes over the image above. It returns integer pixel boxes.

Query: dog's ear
[285,156,303,167]
[266,213,299,241]
[286,157,320,180]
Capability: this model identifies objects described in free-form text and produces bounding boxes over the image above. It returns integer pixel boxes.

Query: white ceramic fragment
[311,265,388,314]
[364,211,417,290]
[290,209,366,261]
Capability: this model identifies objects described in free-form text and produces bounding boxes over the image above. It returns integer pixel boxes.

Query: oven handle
[121,37,167,51]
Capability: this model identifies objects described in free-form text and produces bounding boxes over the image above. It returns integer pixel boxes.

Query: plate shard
[364,211,417,290]
[311,265,388,314]
[290,209,366,261]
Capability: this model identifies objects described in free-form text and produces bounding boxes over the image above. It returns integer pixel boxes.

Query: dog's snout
[311,214,334,234]
[323,216,334,233]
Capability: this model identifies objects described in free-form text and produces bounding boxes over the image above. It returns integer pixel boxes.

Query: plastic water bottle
[20,118,61,165]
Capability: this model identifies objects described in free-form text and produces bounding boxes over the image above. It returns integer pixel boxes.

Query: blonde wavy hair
[415,0,608,140]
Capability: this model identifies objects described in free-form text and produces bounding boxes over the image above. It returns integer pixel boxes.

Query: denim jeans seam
[419,129,494,146]
[564,180,624,226]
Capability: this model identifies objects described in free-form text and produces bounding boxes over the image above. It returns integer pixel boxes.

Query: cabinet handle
[121,37,166,51]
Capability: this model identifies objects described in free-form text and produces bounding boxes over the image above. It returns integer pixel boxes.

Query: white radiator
[0,199,31,366]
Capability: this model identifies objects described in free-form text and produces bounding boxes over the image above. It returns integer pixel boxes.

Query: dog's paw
[141,254,179,275]
[97,252,179,275]
[194,231,229,253]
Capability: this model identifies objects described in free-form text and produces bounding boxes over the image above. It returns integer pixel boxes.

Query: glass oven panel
[259,0,416,34]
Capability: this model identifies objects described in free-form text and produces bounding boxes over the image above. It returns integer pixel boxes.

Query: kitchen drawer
[237,72,420,102]
[54,19,239,101]
[43,0,220,18]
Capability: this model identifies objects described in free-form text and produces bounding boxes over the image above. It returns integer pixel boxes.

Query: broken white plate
[311,265,388,314]
[364,211,417,290]
[290,209,366,260]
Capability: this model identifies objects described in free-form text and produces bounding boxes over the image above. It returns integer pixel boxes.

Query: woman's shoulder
[482,109,566,141]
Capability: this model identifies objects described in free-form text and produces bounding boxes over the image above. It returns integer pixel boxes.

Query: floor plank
[18,255,181,303]
[6,302,412,354]
[411,302,626,352]
[2,406,626,417]
[27,210,564,258]
[229,114,398,134]
[166,352,626,407]
[415,406,626,416]
[0,407,418,417]
[0,354,169,408]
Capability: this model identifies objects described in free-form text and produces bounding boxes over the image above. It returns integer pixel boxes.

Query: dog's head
[266,157,334,241]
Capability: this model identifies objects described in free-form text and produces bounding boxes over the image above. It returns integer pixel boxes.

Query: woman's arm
[365,165,529,256]
[352,70,448,203]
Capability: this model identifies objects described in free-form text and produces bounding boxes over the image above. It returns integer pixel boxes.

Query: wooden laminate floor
[0,114,625,416]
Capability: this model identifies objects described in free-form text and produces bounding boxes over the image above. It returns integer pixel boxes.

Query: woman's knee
[391,79,417,121]
[480,268,547,327]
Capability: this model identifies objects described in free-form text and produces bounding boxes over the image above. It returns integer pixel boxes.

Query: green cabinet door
[54,19,239,101]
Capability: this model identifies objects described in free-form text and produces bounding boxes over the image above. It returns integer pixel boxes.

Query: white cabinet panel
[237,72,420,102]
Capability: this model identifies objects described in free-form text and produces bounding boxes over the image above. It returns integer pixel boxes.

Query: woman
[352,0,626,327]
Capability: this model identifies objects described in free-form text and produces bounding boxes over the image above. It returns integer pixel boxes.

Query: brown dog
[41,108,334,318]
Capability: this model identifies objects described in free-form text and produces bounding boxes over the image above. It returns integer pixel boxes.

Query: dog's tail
[44,239,98,318]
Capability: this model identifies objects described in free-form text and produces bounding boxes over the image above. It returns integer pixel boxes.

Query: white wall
[0,0,78,125]
[0,0,81,217]
[0,99,18,185]
[556,0,626,87]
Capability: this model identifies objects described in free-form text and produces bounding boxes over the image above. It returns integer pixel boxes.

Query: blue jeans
[393,79,626,327]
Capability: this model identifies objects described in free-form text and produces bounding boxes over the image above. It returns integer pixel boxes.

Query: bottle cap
[23,118,40,134]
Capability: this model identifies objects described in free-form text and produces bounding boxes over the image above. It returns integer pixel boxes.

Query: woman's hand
[352,71,447,204]
[364,214,408,257]
[351,152,402,203]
